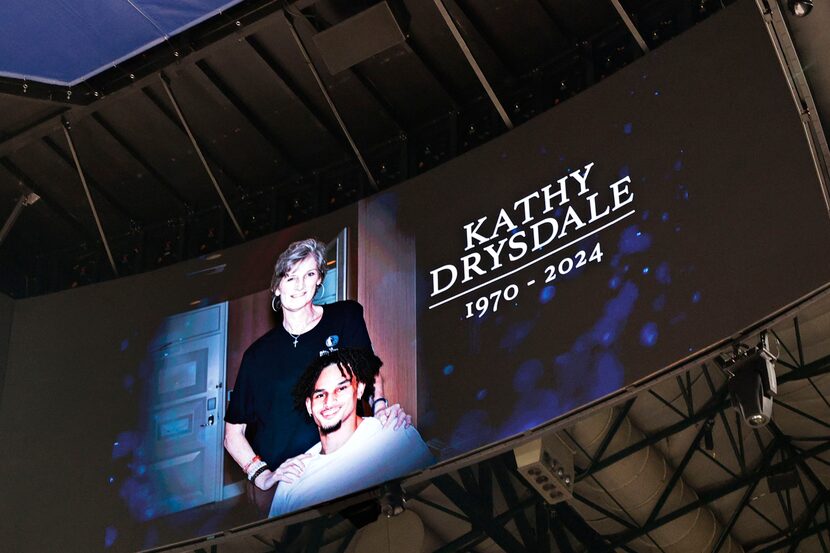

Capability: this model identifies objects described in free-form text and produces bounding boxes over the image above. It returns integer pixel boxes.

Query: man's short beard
[319,420,342,435]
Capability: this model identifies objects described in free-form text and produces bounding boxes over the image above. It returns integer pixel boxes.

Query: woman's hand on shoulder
[375,403,412,430]
[253,453,312,490]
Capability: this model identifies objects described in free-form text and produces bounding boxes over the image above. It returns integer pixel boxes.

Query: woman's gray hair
[270,238,328,292]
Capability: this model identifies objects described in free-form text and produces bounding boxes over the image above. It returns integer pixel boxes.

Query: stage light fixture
[514,434,573,504]
[787,0,813,17]
[720,332,778,428]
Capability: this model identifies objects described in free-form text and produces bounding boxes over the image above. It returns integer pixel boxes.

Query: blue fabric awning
[0,0,244,86]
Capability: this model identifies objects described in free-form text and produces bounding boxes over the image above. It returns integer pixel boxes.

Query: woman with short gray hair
[224,237,410,514]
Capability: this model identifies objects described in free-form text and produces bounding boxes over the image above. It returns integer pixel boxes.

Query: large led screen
[1,2,829,552]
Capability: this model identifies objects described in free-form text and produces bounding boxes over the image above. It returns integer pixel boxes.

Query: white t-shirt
[269,417,434,517]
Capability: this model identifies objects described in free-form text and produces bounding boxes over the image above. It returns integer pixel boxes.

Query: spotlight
[514,434,573,504]
[719,332,777,428]
[787,0,813,17]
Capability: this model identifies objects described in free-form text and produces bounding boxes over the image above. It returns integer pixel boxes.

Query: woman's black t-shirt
[225,300,372,467]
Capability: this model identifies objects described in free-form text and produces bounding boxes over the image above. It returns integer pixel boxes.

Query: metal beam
[158,73,246,240]
[404,34,463,109]
[431,0,513,130]
[712,470,763,553]
[551,503,611,551]
[753,518,830,553]
[492,458,535,548]
[452,0,517,79]
[0,158,95,243]
[608,437,830,549]
[42,136,138,224]
[195,59,303,176]
[62,120,118,276]
[644,420,708,527]
[577,390,729,481]
[578,397,636,479]
[0,190,38,247]
[433,474,526,553]
[431,494,537,553]
[282,11,378,191]
[244,35,346,148]
[535,502,551,553]
[89,113,192,212]
[609,0,649,53]
[141,86,248,195]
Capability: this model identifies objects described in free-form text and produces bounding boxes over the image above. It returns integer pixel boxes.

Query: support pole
[159,73,246,240]
[610,0,649,54]
[62,119,119,276]
[0,190,39,247]
[431,0,514,130]
[283,11,379,191]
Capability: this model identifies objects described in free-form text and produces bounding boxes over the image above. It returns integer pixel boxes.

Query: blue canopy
[0,0,244,86]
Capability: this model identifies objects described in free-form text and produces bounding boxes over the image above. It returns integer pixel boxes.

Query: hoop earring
[316,282,326,298]
[271,295,279,312]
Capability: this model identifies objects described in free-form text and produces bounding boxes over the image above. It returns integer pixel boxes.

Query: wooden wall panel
[357,200,418,424]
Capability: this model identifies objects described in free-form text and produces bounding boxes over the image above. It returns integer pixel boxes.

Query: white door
[138,302,227,520]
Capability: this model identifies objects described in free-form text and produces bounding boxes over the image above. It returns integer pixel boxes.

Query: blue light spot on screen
[683,190,690,200]
[593,353,624,396]
[540,285,556,303]
[609,276,621,290]
[450,410,494,452]
[476,389,488,400]
[108,475,116,484]
[601,331,615,347]
[623,122,632,135]
[120,339,129,352]
[675,226,682,233]
[443,364,455,376]
[112,431,138,459]
[655,262,671,284]
[652,294,666,311]
[641,210,649,221]
[640,322,659,347]
[122,374,135,391]
[623,264,630,273]
[692,291,702,303]
[514,360,544,393]
[661,212,670,222]
[500,320,535,349]
[673,159,683,171]
[104,526,118,548]
[654,90,661,96]
[554,207,563,218]
[619,226,652,254]
[642,266,650,274]
[619,165,630,178]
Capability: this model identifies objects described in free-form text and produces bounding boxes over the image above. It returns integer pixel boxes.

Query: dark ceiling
[0,0,733,298]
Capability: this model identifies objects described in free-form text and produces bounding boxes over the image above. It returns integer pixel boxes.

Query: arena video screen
[1,2,828,552]
[109,1,830,547]
[108,2,830,549]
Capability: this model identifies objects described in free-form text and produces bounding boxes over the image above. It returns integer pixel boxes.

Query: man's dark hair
[292,348,382,412]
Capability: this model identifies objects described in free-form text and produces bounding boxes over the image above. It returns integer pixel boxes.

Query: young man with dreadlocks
[268,348,433,517]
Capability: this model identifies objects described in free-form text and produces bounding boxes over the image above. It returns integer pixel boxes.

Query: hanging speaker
[312,2,407,74]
